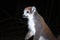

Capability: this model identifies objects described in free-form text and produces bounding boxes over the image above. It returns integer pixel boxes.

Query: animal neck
[28,14,34,21]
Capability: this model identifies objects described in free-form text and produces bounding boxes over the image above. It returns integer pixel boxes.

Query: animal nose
[23,15,27,18]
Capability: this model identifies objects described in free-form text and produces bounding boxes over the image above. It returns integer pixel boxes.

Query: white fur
[39,36,48,40]
[28,14,36,35]
[39,36,45,40]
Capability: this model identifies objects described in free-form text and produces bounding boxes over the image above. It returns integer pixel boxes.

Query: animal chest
[28,18,36,34]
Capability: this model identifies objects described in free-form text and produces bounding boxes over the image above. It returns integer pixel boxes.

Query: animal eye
[27,11,29,13]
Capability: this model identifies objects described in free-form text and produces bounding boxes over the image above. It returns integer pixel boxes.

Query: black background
[0,0,60,40]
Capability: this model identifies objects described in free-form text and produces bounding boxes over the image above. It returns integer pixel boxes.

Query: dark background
[0,0,60,40]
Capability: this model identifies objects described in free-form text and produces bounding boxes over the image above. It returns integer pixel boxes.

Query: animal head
[23,6,36,18]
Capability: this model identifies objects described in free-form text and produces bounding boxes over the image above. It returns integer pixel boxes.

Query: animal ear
[32,6,36,13]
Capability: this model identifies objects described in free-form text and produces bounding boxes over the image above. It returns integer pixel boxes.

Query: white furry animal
[23,6,57,40]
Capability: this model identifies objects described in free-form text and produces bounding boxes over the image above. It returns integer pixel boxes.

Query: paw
[25,38,28,40]
[25,37,29,40]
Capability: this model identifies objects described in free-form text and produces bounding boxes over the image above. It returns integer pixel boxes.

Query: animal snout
[23,15,27,18]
